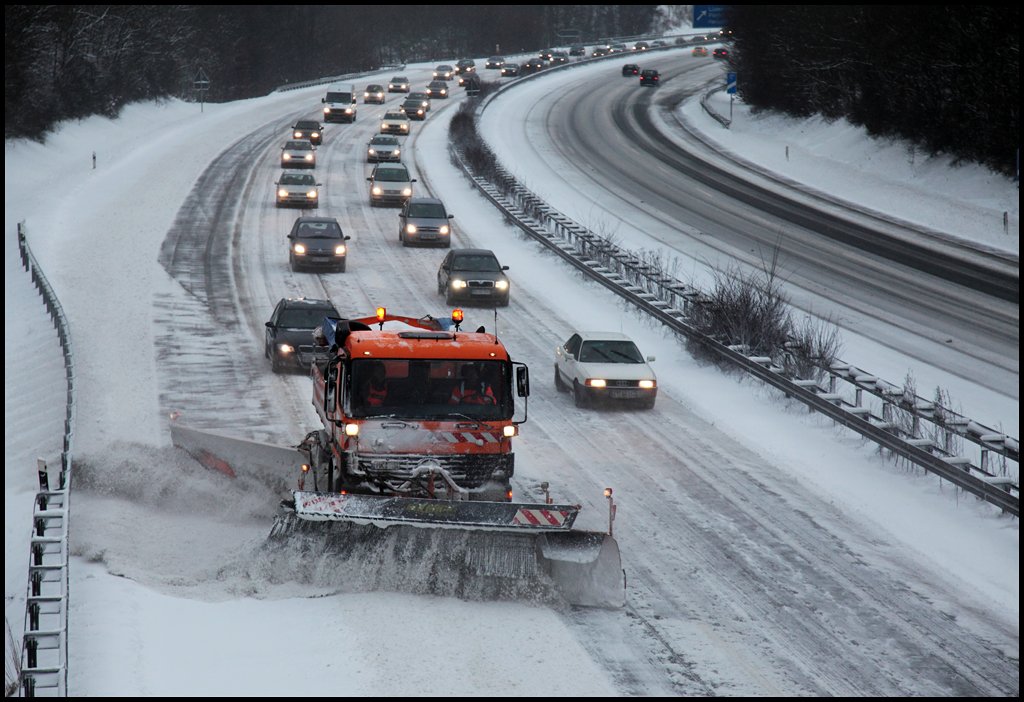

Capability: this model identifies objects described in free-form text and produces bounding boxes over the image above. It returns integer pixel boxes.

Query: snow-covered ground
[5,45,1017,696]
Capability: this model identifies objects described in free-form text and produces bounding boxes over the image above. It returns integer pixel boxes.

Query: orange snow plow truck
[171,308,624,607]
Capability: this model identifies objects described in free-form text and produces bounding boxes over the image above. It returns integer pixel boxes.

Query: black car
[264,297,340,373]
[522,57,545,74]
[287,216,351,272]
[400,97,427,120]
[291,119,323,145]
[569,44,586,57]
[713,47,729,60]
[437,248,510,307]
[485,56,505,69]
[500,63,521,77]
[639,69,661,87]
[622,63,640,76]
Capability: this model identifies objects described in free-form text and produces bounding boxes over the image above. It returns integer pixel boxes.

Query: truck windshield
[349,358,510,420]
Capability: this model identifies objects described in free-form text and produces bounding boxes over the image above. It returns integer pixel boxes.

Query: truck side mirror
[516,366,530,397]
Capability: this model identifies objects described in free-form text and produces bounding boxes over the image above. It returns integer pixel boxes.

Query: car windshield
[371,136,398,146]
[408,202,446,218]
[367,85,382,91]
[452,254,501,272]
[410,92,428,100]
[280,173,315,185]
[375,168,409,182]
[391,77,407,83]
[278,308,334,328]
[579,340,645,364]
[349,358,509,420]
[286,141,312,150]
[294,121,318,129]
[385,112,407,120]
[297,221,342,238]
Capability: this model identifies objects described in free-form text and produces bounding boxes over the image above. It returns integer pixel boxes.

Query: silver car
[275,170,321,208]
[380,110,410,135]
[399,197,454,247]
[366,134,401,163]
[367,163,416,207]
[280,140,316,168]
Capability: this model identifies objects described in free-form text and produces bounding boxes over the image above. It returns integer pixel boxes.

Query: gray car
[275,170,321,208]
[367,163,416,207]
[437,248,510,307]
[399,197,454,247]
[400,97,427,120]
[280,139,316,168]
[366,134,401,163]
[264,296,340,373]
[287,216,351,272]
[380,109,410,135]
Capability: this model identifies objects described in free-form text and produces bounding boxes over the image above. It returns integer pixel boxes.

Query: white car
[380,110,410,135]
[280,140,316,168]
[554,331,657,409]
[274,170,320,208]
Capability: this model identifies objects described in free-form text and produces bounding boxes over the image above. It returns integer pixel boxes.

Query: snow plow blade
[170,422,302,486]
[276,492,625,608]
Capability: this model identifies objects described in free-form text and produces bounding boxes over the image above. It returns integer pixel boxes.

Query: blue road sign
[693,5,726,29]
[726,72,737,94]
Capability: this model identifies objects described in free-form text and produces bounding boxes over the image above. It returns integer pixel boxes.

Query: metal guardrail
[15,222,75,696]
[448,90,1019,517]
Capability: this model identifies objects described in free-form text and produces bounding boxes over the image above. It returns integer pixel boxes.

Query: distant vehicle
[287,216,350,273]
[591,45,611,57]
[539,48,554,61]
[692,46,708,57]
[321,83,357,123]
[634,41,650,51]
[622,63,640,77]
[500,63,521,77]
[569,44,586,56]
[366,134,401,163]
[639,68,661,87]
[455,58,476,74]
[554,331,657,409]
[426,80,450,99]
[363,84,385,104]
[399,197,454,247]
[485,56,505,69]
[380,109,410,135]
[407,91,431,112]
[275,170,320,208]
[280,140,316,168]
[437,248,510,307]
[713,47,729,60]
[550,51,569,65]
[651,39,667,48]
[433,64,454,81]
[609,43,628,53]
[367,163,416,207]
[400,97,426,120]
[387,76,410,93]
[264,297,340,373]
[291,119,323,145]
[522,57,545,73]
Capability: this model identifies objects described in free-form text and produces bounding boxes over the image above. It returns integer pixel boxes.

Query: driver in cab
[449,364,495,405]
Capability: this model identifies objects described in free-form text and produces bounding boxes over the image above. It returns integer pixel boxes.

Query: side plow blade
[170,423,303,484]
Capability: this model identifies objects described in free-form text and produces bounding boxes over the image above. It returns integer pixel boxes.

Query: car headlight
[381,123,387,130]
[304,154,313,161]
[401,187,412,196]
[368,148,376,155]
[306,190,317,199]
[406,224,417,234]
[394,149,401,156]
[345,107,353,114]
[451,279,467,290]
[277,344,295,355]
[311,132,320,138]
[323,107,330,115]
[364,92,370,98]
[278,189,288,198]
[293,243,306,254]
[334,245,346,256]
[372,186,382,195]
[401,125,408,132]
[494,280,509,291]
[585,378,607,388]
[282,154,291,160]
[639,379,656,389]
[293,131,302,138]
[439,225,449,235]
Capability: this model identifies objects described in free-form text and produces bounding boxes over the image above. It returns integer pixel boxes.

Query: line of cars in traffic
[264,60,659,410]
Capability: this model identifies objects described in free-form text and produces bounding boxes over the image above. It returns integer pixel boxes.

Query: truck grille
[354,453,514,488]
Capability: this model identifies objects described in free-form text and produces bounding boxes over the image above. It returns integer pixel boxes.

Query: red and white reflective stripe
[438,431,501,444]
[512,508,571,527]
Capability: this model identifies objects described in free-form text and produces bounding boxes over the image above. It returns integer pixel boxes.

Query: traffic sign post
[726,72,737,124]
[194,67,210,112]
